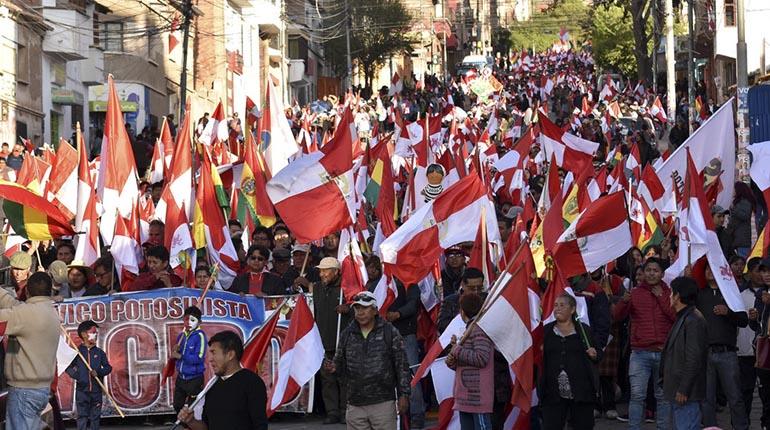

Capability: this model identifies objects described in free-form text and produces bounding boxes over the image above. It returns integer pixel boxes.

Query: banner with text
[57,288,313,417]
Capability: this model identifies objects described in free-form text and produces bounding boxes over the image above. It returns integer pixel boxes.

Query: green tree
[323,0,414,90]
[509,0,590,52]
[594,0,663,82]
[592,3,638,77]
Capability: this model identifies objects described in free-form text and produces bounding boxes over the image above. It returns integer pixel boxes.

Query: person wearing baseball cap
[313,256,349,424]
[711,205,730,257]
[324,290,411,428]
[9,251,32,300]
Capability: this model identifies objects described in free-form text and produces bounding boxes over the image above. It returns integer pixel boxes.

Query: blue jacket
[65,345,112,393]
[175,328,207,380]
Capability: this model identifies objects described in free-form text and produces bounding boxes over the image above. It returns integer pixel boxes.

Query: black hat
[77,320,99,336]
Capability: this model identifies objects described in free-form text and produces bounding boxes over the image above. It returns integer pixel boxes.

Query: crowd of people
[0,41,767,430]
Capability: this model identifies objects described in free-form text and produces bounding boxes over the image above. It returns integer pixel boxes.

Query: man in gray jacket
[660,276,708,430]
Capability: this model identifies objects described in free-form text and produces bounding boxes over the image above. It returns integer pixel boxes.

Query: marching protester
[314,257,350,424]
[177,330,268,430]
[540,293,600,430]
[696,264,750,428]
[613,258,675,429]
[326,291,411,429]
[0,272,61,429]
[172,306,207,414]
[446,292,495,429]
[65,320,113,430]
[3,25,770,430]
[125,245,182,291]
[660,276,708,430]
[229,245,289,296]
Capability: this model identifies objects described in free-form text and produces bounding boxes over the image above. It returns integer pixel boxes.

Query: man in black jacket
[327,291,410,430]
[386,281,423,428]
[437,268,484,334]
[661,276,707,430]
[441,246,466,297]
[313,257,350,424]
[696,265,750,429]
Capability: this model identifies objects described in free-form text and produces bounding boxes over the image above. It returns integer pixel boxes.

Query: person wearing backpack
[324,291,411,430]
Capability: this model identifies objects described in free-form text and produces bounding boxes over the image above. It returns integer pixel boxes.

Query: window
[102,22,124,52]
[93,13,100,47]
[724,0,735,26]
[16,43,29,83]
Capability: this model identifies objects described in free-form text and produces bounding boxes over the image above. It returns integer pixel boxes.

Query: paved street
[95,399,762,429]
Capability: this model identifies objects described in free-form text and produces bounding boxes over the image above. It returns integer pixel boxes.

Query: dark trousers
[320,353,346,419]
[599,376,616,411]
[75,390,102,430]
[174,375,204,413]
[738,356,756,425]
[758,368,770,428]
[541,399,594,430]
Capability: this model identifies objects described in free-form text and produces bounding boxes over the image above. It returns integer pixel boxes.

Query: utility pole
[652,0,658,94]
[665,0,675,120]
[687,0,695,132]
[345,0,352,90]
[736,0,750,182]
[176,0,197,124]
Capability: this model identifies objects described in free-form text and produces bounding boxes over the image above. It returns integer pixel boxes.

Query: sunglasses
[353,294,376,303]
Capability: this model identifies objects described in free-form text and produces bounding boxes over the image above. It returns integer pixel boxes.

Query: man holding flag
[177,330,268,430]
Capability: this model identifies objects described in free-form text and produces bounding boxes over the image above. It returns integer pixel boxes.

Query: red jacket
[124,270,183,292]
[614,282,675,351]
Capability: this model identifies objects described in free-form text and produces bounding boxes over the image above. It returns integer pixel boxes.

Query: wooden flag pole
[196,262,220,306]
[59,326,125,418]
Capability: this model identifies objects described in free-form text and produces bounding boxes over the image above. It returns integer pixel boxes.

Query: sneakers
[645,410,655,423]
[605,410,619,420]
[616,413,629,422]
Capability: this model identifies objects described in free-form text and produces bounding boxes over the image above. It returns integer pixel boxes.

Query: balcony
[80,47,105,85]
[244,1,282,35]
[288,59,305,83]
[42,8,91,61]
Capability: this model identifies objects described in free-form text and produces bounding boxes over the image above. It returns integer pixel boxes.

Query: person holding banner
[177,330,268,430]
[0,272,61,429]
[126,246,182,291]
[172,306,207,414]
[229,245,289,296]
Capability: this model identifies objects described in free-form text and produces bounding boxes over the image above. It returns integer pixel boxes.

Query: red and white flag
[552,192,633,279]
[430,358,460,430]
[268,295,324,415]
[156,103,194,223]
[56,333,79,376]
[664,151,745,312]
[372,273,398,316]
[261,80,300,175]
[337,226,368,302]
[245,96,261,126]
[538,114,598,173]
[380,174,500,286]
[748,140,770,206]
[97,75,139,245]
[266,107,357,243]
[198,101,225,147]
[112,212,142,284]
[412,314,465,384]
[148,139,166,184]
[476,248,537,412]
[74,127,99,265]
[46,138,78,220]
[388,72,403,97]
[650,96,667,123]
[656,99,735,212]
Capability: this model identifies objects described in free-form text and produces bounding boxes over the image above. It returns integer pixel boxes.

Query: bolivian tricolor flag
[0,181,75,240]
